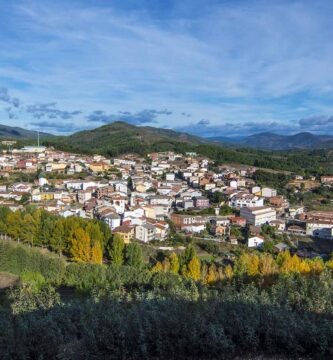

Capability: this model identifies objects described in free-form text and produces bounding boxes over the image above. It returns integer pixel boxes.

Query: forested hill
[45,121,205,156]
[42,121,333,175]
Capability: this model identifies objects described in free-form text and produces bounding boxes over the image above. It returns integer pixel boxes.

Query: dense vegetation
[2,237,333,358]
[0,206,110,264]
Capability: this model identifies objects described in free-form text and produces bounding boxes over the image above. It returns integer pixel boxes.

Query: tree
[262,240,274,253]
[234,253,260,277]
[6,211,23,241]
[49,219,65,255]
[187,256,201,281]
[219,204,233,216]
[206,263,218,284]
[151,261,163,272]
[109,234,125,266]
[91,241,103,264]
[86,222,104,250]
[183,245,196,265]
[70,228,91,262]
[125,242,144,268]
[259,253,277,276]
[230,225,242,239]
[8,272,60,315]
[169,252,180,274]
[224,264,233,279]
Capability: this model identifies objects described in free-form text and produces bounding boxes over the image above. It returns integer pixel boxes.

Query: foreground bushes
[1,298,332,359]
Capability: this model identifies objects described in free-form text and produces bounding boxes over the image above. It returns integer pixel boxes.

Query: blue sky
[1,0,333,136]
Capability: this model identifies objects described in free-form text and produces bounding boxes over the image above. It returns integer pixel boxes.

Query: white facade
[240,206,276,226]
[229,193,264,209]
[248,236,265,248]
[135,224,156,242]
[261,187,277,198]
[306,221,333,239]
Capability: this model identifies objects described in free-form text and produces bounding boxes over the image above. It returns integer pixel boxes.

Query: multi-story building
[112,225,135,244]
[240,206,276,226]
[261,187,277,198]
[135,224,156,242]
[229,192,264,209]
[193,196,210,208]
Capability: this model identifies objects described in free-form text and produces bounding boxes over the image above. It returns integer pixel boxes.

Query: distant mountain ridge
[0,124,53,140]
[208,132,333,150]
[1,121,333,151]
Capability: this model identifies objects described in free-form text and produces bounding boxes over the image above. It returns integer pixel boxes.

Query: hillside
[0,124,53,140]
[46,121,205,156]
[42,121,333,175]
[210,132,333,150]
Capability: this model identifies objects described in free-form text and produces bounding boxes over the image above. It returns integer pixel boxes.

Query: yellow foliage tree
[152,261,164,273]
[70,228,91,262]
[259,253,278,276]
[187,256,201,281]
[206,263,218,284]
[224,264,233,279]
[309,258,324,273]
[169,252,180,274]
[236,253,259,277]
[91,241,103,264]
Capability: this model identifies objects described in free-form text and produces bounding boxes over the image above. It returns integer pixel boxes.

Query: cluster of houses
[0,143,332,249]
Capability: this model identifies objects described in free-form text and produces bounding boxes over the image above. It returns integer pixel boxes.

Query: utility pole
[37,130,40,147]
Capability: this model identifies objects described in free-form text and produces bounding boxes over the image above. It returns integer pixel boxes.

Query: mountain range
[208,132,333,150]
[0,122,333,151]
[0,124,53,140]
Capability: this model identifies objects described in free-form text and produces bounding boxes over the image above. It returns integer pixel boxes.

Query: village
[0,140,333,258]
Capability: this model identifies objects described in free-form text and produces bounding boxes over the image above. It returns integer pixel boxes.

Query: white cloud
[0,0,332,134]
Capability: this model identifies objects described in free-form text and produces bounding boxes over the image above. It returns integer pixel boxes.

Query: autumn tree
[187,256,201,281]
[152,261,164,272]
[206,263,218,284]
[91,240,103,264]
[70,228,91,262]
[169,252,180,274]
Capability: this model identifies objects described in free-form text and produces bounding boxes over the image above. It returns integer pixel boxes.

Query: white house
[248,235,265,248]
[229,192,264,209]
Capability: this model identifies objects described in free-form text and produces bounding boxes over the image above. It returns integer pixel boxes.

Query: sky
[1,0,333,137]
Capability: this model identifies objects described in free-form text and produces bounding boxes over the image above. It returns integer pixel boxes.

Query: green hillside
[43,121,333,175]
[45,121,205,156]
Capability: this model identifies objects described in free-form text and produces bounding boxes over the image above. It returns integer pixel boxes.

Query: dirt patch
[0,273,19,289]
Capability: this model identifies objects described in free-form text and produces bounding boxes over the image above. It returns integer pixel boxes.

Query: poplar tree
[70,228,91,262]
[109,234,125,266]
[169,252,180,274]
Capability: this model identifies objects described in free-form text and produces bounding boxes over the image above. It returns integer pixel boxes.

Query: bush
[0,240,66,284]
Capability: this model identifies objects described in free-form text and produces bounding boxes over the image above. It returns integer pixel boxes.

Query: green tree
[109,234,125,266]
[125,242,144,268]
[183,245,196,265]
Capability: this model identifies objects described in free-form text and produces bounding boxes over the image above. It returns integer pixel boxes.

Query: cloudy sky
[1,0,333,136]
